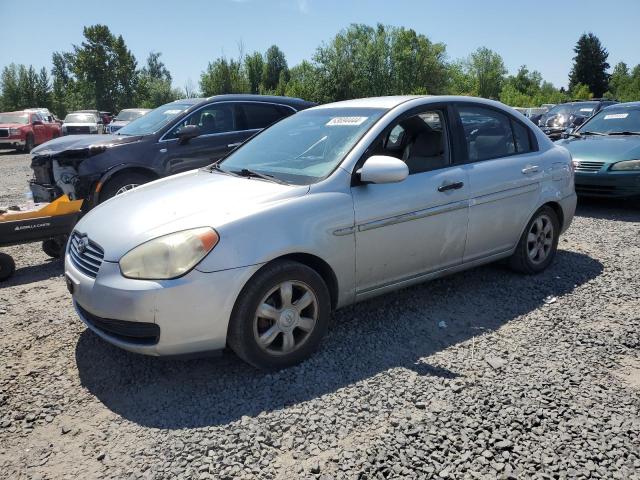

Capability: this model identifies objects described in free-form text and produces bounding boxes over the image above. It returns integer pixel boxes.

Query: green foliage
[569,33,609,98]
[499,66,568,106]
[452,47,507,99]
[262,46,288,92]
[244,52,264,94]
[200,57,248,96]
[571,83,593,100]
[607,62,640,102]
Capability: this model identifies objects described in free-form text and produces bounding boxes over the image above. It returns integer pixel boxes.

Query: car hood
[0,122,25,128]
[31,133,143,156]
[556,135,640,163]
[74,169,310,261]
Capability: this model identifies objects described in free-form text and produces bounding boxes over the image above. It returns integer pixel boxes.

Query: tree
[142,52,172,82]
[465,47,507,99]
[200,57,248,96]
[284,60,320,101]
[572,83,593,100]
[0,64,21,111]
[568,33,610,98]
[183,78,199,98]
[499,65,567,106]
[312,24,448,102]
[245,52,264,94]
[262,45,288,92]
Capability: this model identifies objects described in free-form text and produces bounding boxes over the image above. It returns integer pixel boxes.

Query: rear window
[240,103,291,130]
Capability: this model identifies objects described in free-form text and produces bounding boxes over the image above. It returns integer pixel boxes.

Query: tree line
[1,24,639,117]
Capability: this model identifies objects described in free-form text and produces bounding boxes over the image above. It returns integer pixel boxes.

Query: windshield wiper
[580,131,606,136]
[207,163,240,177]
[607,131,640,136]
[232,168,288,185]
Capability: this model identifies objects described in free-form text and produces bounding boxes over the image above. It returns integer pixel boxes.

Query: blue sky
[2,0,639,91]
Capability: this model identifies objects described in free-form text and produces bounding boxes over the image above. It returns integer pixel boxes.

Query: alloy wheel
[253,281,318,356]
[527,214,554,265]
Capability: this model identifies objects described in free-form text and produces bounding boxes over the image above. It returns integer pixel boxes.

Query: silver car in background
[62,112,103,135]
[107,108,151,134]
[65,96,576,370]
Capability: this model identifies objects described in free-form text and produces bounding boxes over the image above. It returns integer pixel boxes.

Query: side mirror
[357,155,409,184]
[176,124,201,144]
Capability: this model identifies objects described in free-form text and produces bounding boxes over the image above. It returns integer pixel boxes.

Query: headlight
[119,227,219,280]
[9,128,21,136]
[610,160,640,171]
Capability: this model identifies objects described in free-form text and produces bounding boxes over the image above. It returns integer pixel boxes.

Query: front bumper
[575,172,640,198]
[0,138,25,148]
[65,254,262,356]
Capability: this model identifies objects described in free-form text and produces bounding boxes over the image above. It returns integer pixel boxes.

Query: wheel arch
[541,201,564,230]
[247,253,340,311]
[95,166,160,203]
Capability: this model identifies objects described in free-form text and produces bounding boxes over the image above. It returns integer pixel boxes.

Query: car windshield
[117,103,191,136]
[65,113,96,123]
[0,113,29,124]
[115,110,146,122]
[578,107,640,134]
[218,107,386,185]
[546,103,597,118]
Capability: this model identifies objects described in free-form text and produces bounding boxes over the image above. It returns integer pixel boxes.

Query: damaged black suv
[30,95,315,208]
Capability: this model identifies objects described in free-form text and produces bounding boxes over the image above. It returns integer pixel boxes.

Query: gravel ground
[0,149,639,480]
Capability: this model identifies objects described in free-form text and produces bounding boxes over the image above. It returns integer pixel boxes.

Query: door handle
[438,181,464,192]
[227,142,243,148]
[522,165,540,174]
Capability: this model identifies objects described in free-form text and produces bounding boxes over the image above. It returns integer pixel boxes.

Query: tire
[21,134,34,153]
[99,172,154,203]
[227,260,331,371]
[509,205,560,274]
[42,237,65,259]
[0,252,16,282]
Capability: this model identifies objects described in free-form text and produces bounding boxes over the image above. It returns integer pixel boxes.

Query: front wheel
[509,205,560,274]
[0,252,16,282]
[21,134,34,153]
[227,260,331,370]
[99,172,153,203]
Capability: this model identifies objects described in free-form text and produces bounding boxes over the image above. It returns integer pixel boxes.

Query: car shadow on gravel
[575,197,640,223]
[1,257,63,287]
[75,249,603,429]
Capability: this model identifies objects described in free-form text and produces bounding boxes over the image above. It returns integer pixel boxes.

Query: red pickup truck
[0,110,62,152]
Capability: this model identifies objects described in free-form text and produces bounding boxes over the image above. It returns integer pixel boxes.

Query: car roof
[172,94,316,109]
[310,95,520,112]
[601,101,640,109]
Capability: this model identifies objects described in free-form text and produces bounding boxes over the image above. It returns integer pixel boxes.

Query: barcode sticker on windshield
[164,109,182,115]
[604,113,629,120]
[580,108,594,112]
[326,116,368,126]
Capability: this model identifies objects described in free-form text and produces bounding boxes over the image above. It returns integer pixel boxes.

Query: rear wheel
[0,252,16,282]
[509,205,560,274]
[227,260,331,370]
[99,172,154,203]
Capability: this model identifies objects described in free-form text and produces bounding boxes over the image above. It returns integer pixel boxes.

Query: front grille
[575,161,604,172]
[66,126,91,134]
[0,129,8,138]
[77,303,160,345]
[69,232,104,278]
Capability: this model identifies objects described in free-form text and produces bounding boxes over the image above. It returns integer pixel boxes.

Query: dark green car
[557,102,640,198]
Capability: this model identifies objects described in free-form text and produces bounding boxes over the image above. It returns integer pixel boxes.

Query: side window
[240,103,288,130]
[458,106,516,162]
[166,104,236,139]
[366,109,450,175]
[511,120,532,153]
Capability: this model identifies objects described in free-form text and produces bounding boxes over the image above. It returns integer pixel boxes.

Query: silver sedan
[65,96,577,370]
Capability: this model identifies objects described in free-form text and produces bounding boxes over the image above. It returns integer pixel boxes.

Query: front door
[162,103,251,174]
[351,107,470,295]
[455,104,542,262]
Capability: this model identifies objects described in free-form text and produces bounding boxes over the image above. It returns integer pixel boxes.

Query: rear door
[455,104,542,262]
[162,102,248,174]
